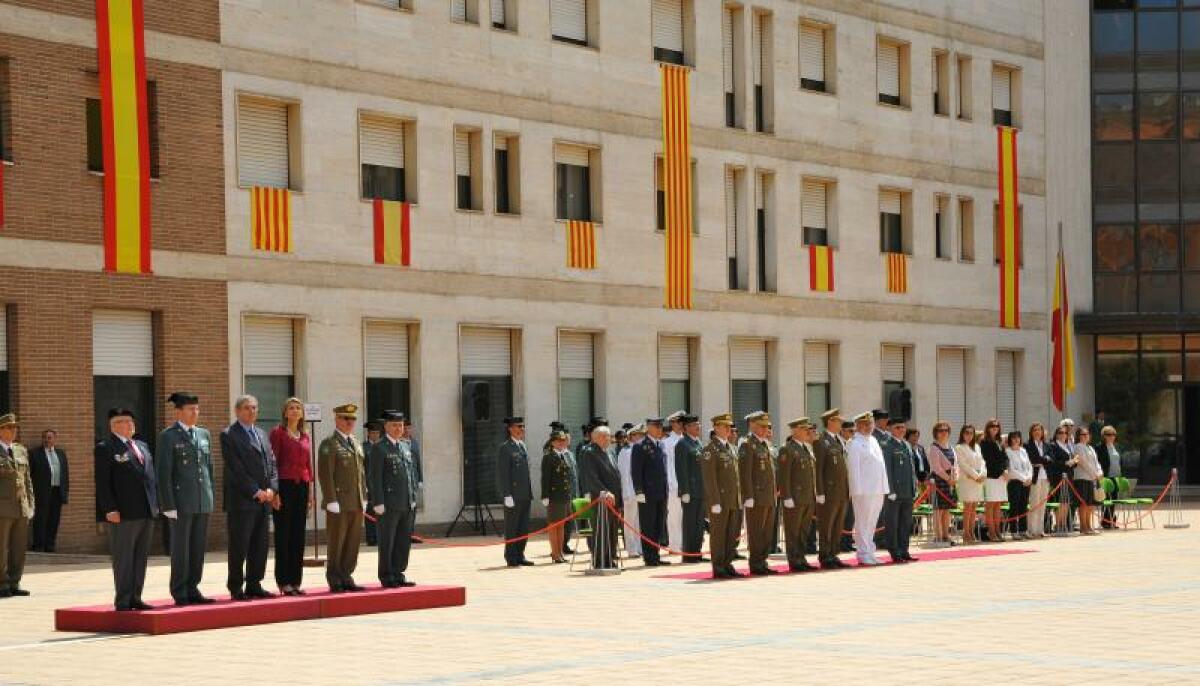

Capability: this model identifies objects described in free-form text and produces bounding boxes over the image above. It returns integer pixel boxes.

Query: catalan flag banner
[661,63,693,309]
[808,244,834,292]
[373,198,411,266]
[250,187,292,253]
[96,0,152,274]
[566,220,596,270]
[1051,249,1076,412]
[997,126,1021,328]
[885,253,908,294]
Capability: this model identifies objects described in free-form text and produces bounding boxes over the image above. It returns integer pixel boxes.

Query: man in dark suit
[95,409,157,611]
[577,425,621,570]
[631,418,671,567]
[673,415,706,563]
[219,395,279,600]
[495,416,533,567]
[368,410,419,587]
[29,429,69,552]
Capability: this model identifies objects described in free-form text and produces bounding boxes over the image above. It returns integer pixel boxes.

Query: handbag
[1093,483,1107,502]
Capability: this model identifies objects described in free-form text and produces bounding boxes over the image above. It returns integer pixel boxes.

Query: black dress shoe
[657,560,673,565]
[230,591,249,601]
[519,560,535,566]
[115,605,134,612]
[328,586,346,594]
[552,558,567,564]
[732,553,746,560]
[725,568,745,578]
[506,562,522,568]
[10,588,30,597]
[283,589,300,597]
[246,588,276,599]
[0,589,11,598]
[749,568,770,576]
[563,546,575,554]
[344,584,367,592]
[902,555,919,562]
[399,580,416,587]
[292,588,308,595]
[712,569,731,579]
[131,601,154,610]
[189,595,216,605]
[789,564,814,572]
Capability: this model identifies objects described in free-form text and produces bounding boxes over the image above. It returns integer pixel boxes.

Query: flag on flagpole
[0,160,6,228]
[96,0,152,273]
[885,252,908,293]
[566,220,596,269]
[808,244,834,292]
[660,63,693,309]
[373,198,411,266]
[997,126,1021,328]
[1051,248,1076,412]
[250,186,292,253]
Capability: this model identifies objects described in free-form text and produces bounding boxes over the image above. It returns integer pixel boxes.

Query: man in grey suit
[220,395,279,600]
[95,408,156,611]
[496,416,533,567]
[368,410,419,587]
[578,426,622,570]
[156,392,216,606]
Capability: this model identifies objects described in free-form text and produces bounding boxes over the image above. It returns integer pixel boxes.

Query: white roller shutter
[559,331,594,379]
[93,310,153,376]
[454,130,471,176]
[491,0,505,25]
[881,344,905,383]
[237,97,289,188]
[451,0,466,21]
[652,0,684,54]
[802,181,826,229]
[659,336,690,381]
[937,348,966,426]
[731,339,767,380]
[722,7,734,93]
[879,189,901,215]
[878,41,900,98]
[461,327,512,376]
[804,342,829,384]
[552,0,587,42]
[751,13,763,85]
[725,168,738,258]
[364,321,409,379]
[360,116,404,169]
[800,24,824,83]
[992,67,1011,112]
[0,316,7,372]
[243,317,294,376]
[996,350,1017,430]
[554,143,590,167]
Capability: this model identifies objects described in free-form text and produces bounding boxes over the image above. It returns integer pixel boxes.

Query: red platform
[55,585,466,635]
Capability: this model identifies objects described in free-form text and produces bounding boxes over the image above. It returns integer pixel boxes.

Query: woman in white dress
[954,425,985,544]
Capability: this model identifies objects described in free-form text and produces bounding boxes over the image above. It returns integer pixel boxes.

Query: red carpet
[655,548,1035,580]
[55,585,466,635]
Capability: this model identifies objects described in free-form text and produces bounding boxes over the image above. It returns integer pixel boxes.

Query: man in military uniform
[362,419,383,546]
[632,418,670,567]
[318,404,368,592]
[496,416,533,567]
[738,411,777,575]
[578,425,621,569]
[883,418,919,563]
[368,410,418,587]
[156,392,216,605]
[814,408,850,569]
[0,414,34,598]
[673,414,706,563]
[701,414,741,579]
[778,417,819,572]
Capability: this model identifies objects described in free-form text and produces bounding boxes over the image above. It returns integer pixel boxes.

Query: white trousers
[851,494,885,562]
[666,495,683,551]
[1027,478,1049,536]
[622,498,642,555]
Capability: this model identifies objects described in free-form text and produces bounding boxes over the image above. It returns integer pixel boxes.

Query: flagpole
[1057,220,1064,425]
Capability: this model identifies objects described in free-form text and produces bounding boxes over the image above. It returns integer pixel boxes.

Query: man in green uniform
[318,404,368,592]
[496,416,533,567]
[156,392,217,605]
[778,417,818,572]
[814,408,850,569]
[700,413,742,579]
[674,414,706,563]
[883,418,919,563]
[368,410,418,587]
[738,411,778,575]
[0,414,34,598]
[362,419,382,546]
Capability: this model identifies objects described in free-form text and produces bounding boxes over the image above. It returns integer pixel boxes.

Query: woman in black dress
[979,420,1008,542]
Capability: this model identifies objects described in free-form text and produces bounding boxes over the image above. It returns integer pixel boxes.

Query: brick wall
[2,0,220,43]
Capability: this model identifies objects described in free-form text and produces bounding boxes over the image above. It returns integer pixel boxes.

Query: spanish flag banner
[997,126,1021,329]
[661,63,693,309]
[566,220,596,270]
[373,198,411,266]
[808,244,834,292]
[96,0,152,274]
[885,253,908,294]
[1051,248,1076,412]
[250,186,292,253]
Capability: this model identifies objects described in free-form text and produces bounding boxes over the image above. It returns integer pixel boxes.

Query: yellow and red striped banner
[1051,248,1075,411]
[250,186,292,253]
[373,198,411,266]
[808,244,834,292]
[566,220,596,270]
[885,252,908,294]
[997,126,1021,328]
[96,0,152,274]
[661,63,693,309]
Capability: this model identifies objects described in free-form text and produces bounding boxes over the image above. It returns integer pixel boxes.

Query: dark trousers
[364,518,378,546]
[637,499,667,564]
[168,512,208,602]
[883,497,914,558]
[1008,481,1030,533]
[709,507,741,573]
[816,497,848,562]
[378,507,415,584]
[272,481,309,588]
[107,518,152,608]
[0,516,28,590]
[745,502,776,572]
[681,498,705,559]
[590,506,620,569]
[326,510,363,589]
[227,505,270,593]
[782,501,815,566]
[503,498,531,564]
[31,488,63,551]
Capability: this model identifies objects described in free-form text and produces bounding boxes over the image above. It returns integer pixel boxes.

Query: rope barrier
[603,500,709,558]
[1062,474,1175,529]
[389,498,602,548]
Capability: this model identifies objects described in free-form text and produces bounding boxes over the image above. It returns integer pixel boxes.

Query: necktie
[187,427,196,444]
[128,440,145,465]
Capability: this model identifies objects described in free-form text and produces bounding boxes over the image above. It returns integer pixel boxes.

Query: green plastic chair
[571,497,595,534]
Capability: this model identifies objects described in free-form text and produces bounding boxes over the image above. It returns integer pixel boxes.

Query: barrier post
[1164,468,1191,530]
[585,496,621,576]
[926,482,950,549]
[1051,478,1074,537]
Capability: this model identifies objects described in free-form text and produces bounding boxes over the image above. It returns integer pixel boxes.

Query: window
[956,54,972,120]
[494,132,520,214]
[658,335,692,415]
[722,4,742,128]
[751,10,773,133]
[933,50,950,115]
[879,189,907,254]
[654,156,697,234]
[1094,93,1134,141]
[364,320,411,425]
[87,82,161,178]
[359,114,408,202]
[237,96,294,189]
[555,143,594,221]
[992,202,1024,267]
[652,0,686,65]
[0,311,9,413]
[730,338,768,435]
[93,310,155,443]
[1137,10,1177,90]
[877,37,909,107]
[558,331,596,443]
[490,0,512,30]
[726,166,746,290]
[804,342,831,417]
[460,326,516,504]
[881,344,910,416]
[936,347,967,427]
[1139,92,1177,140]
[996,350,1018,431]
[935,194,950,259]
[454,127,481,211]
[992,64,1018,126]
[0,58,10,161]
[802,179,830,246]
[799,21,831,93]
[755,170,775,292]
[450,0,477,24]
[242,316,296,432]
[958,197,975,262]
[1092,10,1133,91]
[87,98,103,172]
[551,0,590,46]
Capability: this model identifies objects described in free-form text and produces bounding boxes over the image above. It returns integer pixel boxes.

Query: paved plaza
[2,509,1199,685]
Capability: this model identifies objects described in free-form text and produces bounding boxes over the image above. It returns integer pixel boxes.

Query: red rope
[387,498,602,548]
[1064,474,1175,527]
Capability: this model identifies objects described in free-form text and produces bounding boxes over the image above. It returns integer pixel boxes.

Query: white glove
[504,495,515,508]
[636,493,647,504]
[744,498,754,508]
[326,502,341,514]
[681,493,691,504]
[888,494,897,502]
[783,498,795,509]
[373,504,386,515]
[711,504,722,514]
[541,498,550,507]
[816,495,826,505]
[362,501,368,511]
[163,510,178,520]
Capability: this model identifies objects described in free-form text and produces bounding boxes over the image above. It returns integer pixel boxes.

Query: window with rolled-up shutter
[802,180,827,245]
[242,316,295,430]
[722,6,734,93]
[800,24,825,88]
[937,348,966,427]
[491,0,506,27]
[881,345,905,383]
[364,321,409,379]
[804,342,829,384]
[559,331,594,441]
[554,143,590,168]
[730,339,767,380]
[94,310,153,377]
[877,40,900,100]
[996,350,1017,431]
[751,13,763,85]
[659,336,690,381]
[237,97,289,188]
[455,130,471,177]
[725,167,738,259]
[652,0,684,61]
[461,327,512,376]
[361,117,404,170]
[992,67,1011,113]
[879,189,901,216]
[451,0,467,22]
[551,0,587,44]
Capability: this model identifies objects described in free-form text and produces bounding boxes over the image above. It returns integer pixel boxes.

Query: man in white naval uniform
[661,411,686,551]
[617,425,644,558]
[847,411,890,566]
